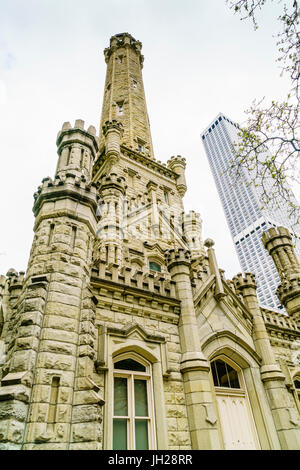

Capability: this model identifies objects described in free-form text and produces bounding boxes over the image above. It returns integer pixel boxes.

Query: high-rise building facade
[202,113,300,312]
[0,35,300,451]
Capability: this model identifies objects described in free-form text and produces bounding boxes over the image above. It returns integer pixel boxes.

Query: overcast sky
[0,0,292,279]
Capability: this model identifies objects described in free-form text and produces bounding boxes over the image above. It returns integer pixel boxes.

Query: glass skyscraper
[202,112,300,312]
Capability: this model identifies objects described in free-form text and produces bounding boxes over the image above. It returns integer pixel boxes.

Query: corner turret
[183,211,204,258]
[167,156,187,197]
[56,119,99,181]
[262,226,300,319]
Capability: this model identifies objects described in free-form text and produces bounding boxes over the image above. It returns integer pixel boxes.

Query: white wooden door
[216,392,259,450]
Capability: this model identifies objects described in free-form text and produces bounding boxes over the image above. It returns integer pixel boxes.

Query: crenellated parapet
[33,171,99,222]
[56,119,99,181]
[167,156,187,197]
[97,172,126,197]
[104,33,144,67]
[165,248,191,271]
[91,262,177,300]
[276,278,300,320]
[233,272,257,293]
[262,227,300,319]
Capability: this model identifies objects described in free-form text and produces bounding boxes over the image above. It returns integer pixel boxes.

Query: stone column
[165,248,221,450]
[233,272,300,450]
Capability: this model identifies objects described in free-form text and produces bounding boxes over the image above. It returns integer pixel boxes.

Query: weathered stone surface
[0,400,28,421]
[72,422,102,442]
[72,404,102,423]
[0,32,300,453]
[0,419,24,443]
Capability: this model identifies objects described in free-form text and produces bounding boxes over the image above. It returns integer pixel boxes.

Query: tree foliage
[226,0,300,226]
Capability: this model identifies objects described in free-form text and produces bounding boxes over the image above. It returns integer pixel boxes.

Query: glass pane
[227,363,240,388]
[214,360,230,387]
[135,420,149,450]
[134,380,148,417]
[212,359,240,389]
[149,261,161,272]
[294,379,300,390]
[114,377,128,416]
[211,361,219,387]
[113,419,127,450]
[114,358,146,372]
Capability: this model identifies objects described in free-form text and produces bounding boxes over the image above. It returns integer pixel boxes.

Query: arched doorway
[211,356,260,449]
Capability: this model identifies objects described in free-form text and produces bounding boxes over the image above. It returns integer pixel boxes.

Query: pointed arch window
[113,353,156,450]
[294,377,300,403]
[211,358,240,389]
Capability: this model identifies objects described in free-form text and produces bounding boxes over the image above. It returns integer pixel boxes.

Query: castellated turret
[262,226,300,319]
[55,119,99,180]
[95,172,126,265]
[167,156,187,197]
[182,211,205,259]
[102,120,123,169]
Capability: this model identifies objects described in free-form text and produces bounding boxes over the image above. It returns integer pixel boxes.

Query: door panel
[217,393,259,450]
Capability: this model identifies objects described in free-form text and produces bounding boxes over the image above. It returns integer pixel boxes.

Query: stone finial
[6,268,18,278]
[204,238,215,249]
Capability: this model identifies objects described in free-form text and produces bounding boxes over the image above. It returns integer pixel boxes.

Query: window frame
[112,352,157,450]
[149,261,161,272]
[210,355,247,397]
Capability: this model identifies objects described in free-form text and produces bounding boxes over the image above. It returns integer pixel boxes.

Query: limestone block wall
[91,274,192,449]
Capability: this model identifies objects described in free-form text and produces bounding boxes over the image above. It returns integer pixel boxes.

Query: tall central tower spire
[100,32,154,159]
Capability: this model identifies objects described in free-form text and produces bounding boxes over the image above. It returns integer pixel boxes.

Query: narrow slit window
[80,148,84,168]
[66,146,71,166]
[71,226,77,249]
[48,223,55,246]
[47,376,60,428]
[117,102,124,115]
